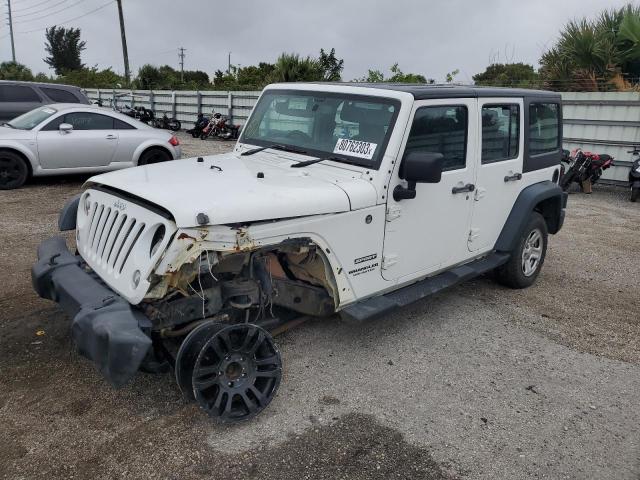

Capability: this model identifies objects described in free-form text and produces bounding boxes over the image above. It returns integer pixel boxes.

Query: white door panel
[382,98,478,281]
[37,130,119,169]
[469,99,524,252]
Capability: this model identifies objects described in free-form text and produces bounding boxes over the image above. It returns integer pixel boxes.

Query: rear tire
[493,212,548,289]
[138,148,171,166]
[168,120,181,131]
[631,187,640,202]
[0,151,29,190]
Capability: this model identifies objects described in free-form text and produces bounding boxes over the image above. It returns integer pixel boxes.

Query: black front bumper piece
[32,236,152,387]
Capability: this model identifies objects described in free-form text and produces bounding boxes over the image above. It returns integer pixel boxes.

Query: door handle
[105,134,117,140]
[452,183,475,194]
[504,173,522,182]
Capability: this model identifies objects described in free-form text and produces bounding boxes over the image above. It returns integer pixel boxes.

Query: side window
[40,115,65,131]
[0,85,41,102]
[481,105,519,164]
[64,112,114,130]
[529,103,560,155]
[40,87,80,103]
[114,118,136,130]
[404,105,468,171]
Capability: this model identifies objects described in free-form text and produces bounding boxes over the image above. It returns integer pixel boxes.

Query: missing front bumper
[31,236,151,386]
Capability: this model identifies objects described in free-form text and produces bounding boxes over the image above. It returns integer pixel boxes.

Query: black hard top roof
[310,82,560,100]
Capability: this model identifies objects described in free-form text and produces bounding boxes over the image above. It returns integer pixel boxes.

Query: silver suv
[0,80,90,121]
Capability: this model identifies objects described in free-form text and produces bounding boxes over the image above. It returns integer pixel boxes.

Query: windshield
[240,90,400,168]
[8,106,58,130]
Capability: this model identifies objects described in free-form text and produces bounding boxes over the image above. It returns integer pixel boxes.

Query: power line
[13,0,87,23]
[15,0,113,34]
[12,0,68,18]
[11,0,58,13]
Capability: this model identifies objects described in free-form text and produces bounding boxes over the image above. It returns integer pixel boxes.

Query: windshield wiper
[241,144,308,156]
[291,155,347,168]
[1,122,15,129]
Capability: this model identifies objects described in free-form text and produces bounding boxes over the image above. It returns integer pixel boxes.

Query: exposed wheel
[631,187,640,202]
[138,148,171,166]
[168,119,181,131]
[0,151,28,190]
[175,321,221,400]
[493,212,548,289]
[200,132,209,140]
[192,323,282,423]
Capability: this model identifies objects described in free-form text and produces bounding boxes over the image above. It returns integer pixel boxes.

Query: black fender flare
[494,181,567,253]
[58,194,81,231]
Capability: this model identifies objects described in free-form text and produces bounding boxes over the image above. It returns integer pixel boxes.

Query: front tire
[493,212,548,289]
[168,119,181,131]
[138,148,171,166]
[0,151,29,190]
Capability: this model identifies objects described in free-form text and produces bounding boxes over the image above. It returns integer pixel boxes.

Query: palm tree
[270,53,323,83]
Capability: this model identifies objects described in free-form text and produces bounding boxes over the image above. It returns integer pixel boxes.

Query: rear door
[468,98,523,252]
[36,111,119,169]
[0,84,43,121]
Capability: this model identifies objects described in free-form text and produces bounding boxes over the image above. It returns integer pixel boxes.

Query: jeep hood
[87,153,376,227]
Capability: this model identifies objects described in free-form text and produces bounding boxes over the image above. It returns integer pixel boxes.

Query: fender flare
[494,180,566,254]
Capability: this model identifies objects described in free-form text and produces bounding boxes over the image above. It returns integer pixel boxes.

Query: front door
[382,99,478,282]
[36,111,119,169]
[468,98,524,252]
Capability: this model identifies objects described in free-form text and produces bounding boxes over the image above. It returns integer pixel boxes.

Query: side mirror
[394,152,444,201]
[59,123,73,133]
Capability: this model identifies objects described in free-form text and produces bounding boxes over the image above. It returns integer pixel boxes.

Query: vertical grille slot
[87,203,103,249]
[92,207,112,253]
[110,218,137,270]
[117,223,145,274]
[105,214,127,267]
[98,210,119,259]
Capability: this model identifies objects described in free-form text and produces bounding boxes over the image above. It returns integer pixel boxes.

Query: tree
[473,63,539,88]
[0,61,34,81]
[43,26,86,75]
[539,3,640,91]
[270,53,323,83]
[357,64,431,83]
[318,48,344,81]
[58,67,124,88]
[136,64,163,89]
[445,69,460,83]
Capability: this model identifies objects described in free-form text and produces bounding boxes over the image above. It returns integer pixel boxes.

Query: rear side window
[404,105,468,171]
[40,87,80,103]
[481,105,519,164]
[0,85,41,102]
[64,112,114,130]
[115,118,136,130]
[529,103,560,155]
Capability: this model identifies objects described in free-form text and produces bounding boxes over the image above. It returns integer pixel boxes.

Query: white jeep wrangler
[33,83,567,422]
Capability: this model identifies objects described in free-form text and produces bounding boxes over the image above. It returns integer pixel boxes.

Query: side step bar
[339,252,510,323]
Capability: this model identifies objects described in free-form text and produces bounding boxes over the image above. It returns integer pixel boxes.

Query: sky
[0,0,633,83]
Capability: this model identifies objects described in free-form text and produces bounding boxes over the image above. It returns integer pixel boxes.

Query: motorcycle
[560,148,614,193]
[628,147,640,202]
[152,112,181,131]
[186,113,210,138]
[200,112,240,140]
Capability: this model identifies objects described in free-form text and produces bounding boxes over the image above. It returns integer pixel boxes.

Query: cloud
[3,0,631,82]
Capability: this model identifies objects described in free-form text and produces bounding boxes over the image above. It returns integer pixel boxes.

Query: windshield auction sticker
[334,138,377,160]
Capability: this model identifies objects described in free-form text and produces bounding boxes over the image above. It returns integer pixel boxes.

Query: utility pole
[116,0,130,84]
[6,0,15,63]
[228,51,231,75]
[178,47,185,83]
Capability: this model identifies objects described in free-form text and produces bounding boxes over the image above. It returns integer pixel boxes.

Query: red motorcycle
[200,112,240,141]
[560,148,614,192]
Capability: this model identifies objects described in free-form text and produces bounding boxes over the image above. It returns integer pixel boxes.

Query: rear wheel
[138,148,171,166]
[0,151,28,190]
[168,119,181,131]
[493,212,548,289]
[631,187,640,202]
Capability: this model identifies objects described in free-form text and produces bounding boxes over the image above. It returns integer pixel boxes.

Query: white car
[0,103,182,189]
[34,83,566,423]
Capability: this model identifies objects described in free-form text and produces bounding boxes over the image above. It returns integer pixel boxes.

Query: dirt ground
[0,132,638,479]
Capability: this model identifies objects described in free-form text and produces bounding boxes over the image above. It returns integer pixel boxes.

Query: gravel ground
[0,132,638,479]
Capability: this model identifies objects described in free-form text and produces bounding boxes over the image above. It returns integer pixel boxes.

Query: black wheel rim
[0,157,26,188]
[175,321,221,400]
[192,324,282,423]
